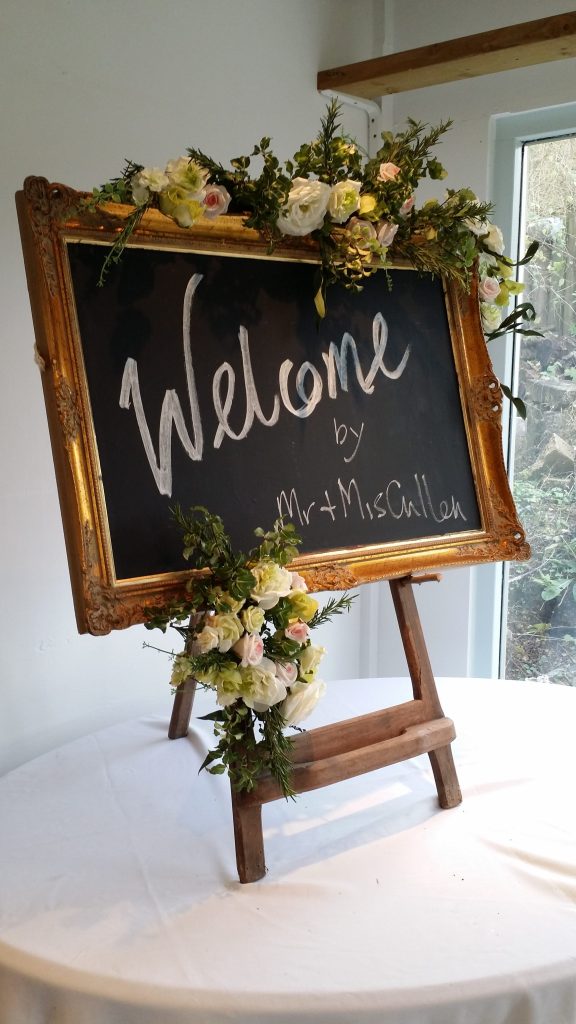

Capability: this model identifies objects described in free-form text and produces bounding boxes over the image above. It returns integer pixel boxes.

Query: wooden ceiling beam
[317,12,576,99]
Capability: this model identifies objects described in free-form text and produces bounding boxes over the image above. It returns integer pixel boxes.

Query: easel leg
[168,677,197,739]
[390,576,462,808]
[231,790,266,883]
[428,744,462,808]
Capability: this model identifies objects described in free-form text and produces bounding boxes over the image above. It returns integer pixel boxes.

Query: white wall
[0,0,383,775]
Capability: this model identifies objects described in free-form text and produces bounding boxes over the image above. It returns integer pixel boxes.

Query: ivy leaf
[500,384,527,421]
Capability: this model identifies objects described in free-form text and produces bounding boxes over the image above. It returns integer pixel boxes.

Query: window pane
[505,136,576,686]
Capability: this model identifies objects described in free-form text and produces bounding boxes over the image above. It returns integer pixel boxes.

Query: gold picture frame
[16,177,529,635]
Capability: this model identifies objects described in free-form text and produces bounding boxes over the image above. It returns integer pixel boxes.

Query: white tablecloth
[0,677,575,1024]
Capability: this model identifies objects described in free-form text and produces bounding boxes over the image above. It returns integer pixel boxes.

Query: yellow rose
[358,194,377,216]
[288,591,319,622]
[159,186,204,228]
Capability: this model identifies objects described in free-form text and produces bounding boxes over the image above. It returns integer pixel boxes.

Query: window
[504,134,576,685]
[469,103,576,683]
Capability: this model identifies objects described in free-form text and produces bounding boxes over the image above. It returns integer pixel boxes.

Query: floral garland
[89,102,538,413]
[146,507,354,798]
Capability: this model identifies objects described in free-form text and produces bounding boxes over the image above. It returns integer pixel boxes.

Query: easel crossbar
[240,716,456,805]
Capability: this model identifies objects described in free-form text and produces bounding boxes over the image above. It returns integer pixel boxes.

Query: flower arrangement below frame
[146,507,354,798]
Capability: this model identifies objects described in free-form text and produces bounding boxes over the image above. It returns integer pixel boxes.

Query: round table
[0,677,575,1024]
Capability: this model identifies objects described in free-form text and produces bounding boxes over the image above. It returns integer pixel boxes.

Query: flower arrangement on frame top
[89,102,539,416]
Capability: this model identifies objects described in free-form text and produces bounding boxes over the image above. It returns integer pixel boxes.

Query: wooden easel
[168,574,462,882]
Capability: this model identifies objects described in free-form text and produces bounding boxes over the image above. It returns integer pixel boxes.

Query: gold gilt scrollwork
[23,177,78,297]
[469,373,503,423]
[53,370,81,447]
[302,564,359,592]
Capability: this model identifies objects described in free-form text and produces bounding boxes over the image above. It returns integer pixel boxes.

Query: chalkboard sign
[17,179,529,634]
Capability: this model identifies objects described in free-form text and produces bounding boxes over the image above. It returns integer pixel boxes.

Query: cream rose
[298,643,326,680]
[327,179,362,224]
[212,613,243,653]
[170,653,193,688]
[480,302,502,333]
[241,658,287,712]
[281,677,327,726]
[214,664,243,707]
[277,177,331,236]
[250,560,293,610]
[241,605,266,633]
[232,632,264,667]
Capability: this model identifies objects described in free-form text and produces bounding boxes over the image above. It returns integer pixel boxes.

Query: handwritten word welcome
[119,274,410,496]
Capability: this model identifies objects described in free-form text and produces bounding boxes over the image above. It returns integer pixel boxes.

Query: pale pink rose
[377,221,399,247]
[290,571,308,593]
[399,195,415,216]
[233,632,264,667]
[285,620,310,645]
[275,660,298,686]
[378,162,401,182]
[478,276,501,302]
[203,184,231,219]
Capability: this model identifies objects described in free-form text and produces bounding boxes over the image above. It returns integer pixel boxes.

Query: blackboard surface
[68,243,480,582]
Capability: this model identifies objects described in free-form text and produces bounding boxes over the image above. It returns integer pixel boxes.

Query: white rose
[281,678,327,726]
[131,167,170,206]
[191,625,219,655]
[277,177,331,236]
[483,223,505,254]
[241,657,287,712]
[232,632,264,667]
[250,560,293,610]
[164,156,208,197]
[327,179,362,224]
